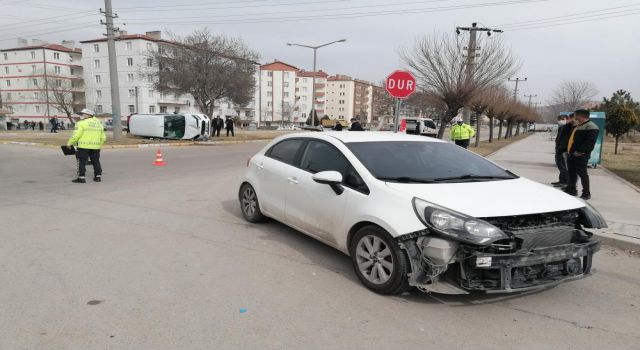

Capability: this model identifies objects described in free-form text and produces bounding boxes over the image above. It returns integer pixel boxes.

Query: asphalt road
[1,143,639,350]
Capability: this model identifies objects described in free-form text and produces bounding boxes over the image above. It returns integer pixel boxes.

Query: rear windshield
[346,141,516,183]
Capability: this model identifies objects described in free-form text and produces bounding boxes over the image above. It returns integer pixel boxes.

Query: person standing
[551,114,574,187]
[67,109,106,183]
[450,117,475,148]
[349,118,364,131]
[564,109,599,200]
[38,121,44,130]
[333,121,343,131]
[50,117,58,133]
[213,116,223,137]
[225,116,235,137]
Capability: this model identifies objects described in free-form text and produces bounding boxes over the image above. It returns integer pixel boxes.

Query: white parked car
[238,132,605,294]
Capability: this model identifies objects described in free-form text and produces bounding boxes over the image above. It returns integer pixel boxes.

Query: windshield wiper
[432,174,514,182]
[378,176,436,183]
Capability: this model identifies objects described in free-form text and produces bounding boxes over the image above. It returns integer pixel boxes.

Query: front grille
[483,210,580,251]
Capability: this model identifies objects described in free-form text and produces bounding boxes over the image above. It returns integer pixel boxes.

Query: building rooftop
[297,70,329,78]
[80,32,170,44]
[1,43,81,53]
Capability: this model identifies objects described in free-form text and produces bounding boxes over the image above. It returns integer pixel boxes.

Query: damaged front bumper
[459,240,600,293]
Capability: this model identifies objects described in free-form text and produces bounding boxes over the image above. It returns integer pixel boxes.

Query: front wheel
[349,225,411,295]
[239,183,265,223]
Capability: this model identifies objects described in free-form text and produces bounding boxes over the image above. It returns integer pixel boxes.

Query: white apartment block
[80,31,197,117]
[0,40,85,123]
[325,75,375,123]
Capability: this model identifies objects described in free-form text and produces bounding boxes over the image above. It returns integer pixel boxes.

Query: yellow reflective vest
[67,117,106,150]
[450,123,475,140]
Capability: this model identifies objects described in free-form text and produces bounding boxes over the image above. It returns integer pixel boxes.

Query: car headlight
[412,197,507,245]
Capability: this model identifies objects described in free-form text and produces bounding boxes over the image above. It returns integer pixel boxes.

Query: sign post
[385,70,417,133]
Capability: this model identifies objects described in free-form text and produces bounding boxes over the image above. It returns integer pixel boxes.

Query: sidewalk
[488,132,640,250]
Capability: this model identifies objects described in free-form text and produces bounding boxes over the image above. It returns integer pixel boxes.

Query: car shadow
[220,198,556,305]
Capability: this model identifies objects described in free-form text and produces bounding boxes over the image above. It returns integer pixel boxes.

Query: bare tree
[143,29,259,118]
[281,102,293,126]
[36,75,81,125]
[470,84,510,145]
[548,80,598,114]
[371,84,394,126]
[400,33,520,138]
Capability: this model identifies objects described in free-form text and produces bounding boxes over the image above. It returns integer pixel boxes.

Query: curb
[484,133,534,158]
[594,231,640,253]
[1,138,273,150]
[599,166,640,194]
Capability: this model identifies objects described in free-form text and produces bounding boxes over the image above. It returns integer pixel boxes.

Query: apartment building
[296,69,328,121]
[80,31,197,117]
[0,40,85,123]
[325,75,375,122]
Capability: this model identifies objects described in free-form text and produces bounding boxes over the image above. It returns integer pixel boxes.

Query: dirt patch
[601,133,640,187]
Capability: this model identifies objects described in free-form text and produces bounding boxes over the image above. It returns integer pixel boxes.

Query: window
[31,65,36,73]
[3,53,7,60]
[160,106,167,113]
[30,51,35,59]
[347,142,517,183]
[94,59,100,68]
[54,66,61,74]
[128,89,135,97]
[302,87,307,92]
[70,68,74,75]
[3,67,8,74]
[93,44,100,53]
[267,92,272,97]
[35,105,41,113]
[149,105,156,113]
[146,43,153,51]
[267,81,272,87]
[32,79,38,86]
[148,90,154,98]
[127,73,134,82]
[126,42,132,50]
[128,105,135,113]
[5,80,10,87]
[95,75,101,83]
[96,90,102,98]
[303,78,307,83]
[283,82,289,87]
[53,52,60,60]
[146,58,153,67]
[301,96,307,101]
[266,102,272,107]
[55,79,62,87]
[33,92,39,99]
[7,92,12,100]
[284,92,289,98]
[266,139,305,166]
[96,105,103,113]
[283,72,289,78]
[127,58,133,66]
[7,105,12,112]
[267,71,273,77]
[299,141,368,192]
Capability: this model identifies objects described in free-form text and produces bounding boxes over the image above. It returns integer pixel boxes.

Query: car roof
[282,131,446,144]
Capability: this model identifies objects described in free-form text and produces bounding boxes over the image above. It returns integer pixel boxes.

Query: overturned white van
[129,114,210,140]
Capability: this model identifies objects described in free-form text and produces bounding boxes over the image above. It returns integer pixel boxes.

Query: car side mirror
[312,171,344,195]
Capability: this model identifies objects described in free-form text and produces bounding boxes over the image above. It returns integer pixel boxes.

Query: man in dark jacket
[333,121,343,131]
[552,114,573,187]
[213,116,223,137]
[225,117,235,137]
[349,118,364,131]
[564,109,599,200]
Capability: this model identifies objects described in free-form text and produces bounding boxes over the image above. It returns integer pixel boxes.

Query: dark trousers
[50,124,58,133]
[214,127,221,137]
[454,139,470,148]
[226,128,234,137]
[77,148,102,178]
[554,152,568,183]
[566,154,590,195]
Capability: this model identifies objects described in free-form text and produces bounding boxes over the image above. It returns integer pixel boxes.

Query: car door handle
[287,177,298,184]
[257,163,264,170]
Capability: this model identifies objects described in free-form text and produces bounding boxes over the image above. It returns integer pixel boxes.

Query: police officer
[67,109,106,183]
[450,117,475,148]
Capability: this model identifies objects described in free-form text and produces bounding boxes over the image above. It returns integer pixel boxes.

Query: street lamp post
[286,39,346,127]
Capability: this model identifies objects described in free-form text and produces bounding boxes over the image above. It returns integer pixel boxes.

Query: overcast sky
[2,0,639,104]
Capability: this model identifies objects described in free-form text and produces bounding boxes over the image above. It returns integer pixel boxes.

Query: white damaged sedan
[238,132,606,294]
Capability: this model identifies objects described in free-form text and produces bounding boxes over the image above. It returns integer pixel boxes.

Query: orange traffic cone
[152,148,166,166]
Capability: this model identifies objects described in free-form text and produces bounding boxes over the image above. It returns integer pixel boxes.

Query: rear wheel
[239,183,265,223]
[349,225,410,295]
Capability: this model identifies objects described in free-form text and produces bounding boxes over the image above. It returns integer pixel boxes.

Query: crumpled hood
[385,177,586,218]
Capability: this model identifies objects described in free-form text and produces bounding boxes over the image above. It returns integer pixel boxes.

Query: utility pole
[456,23,503,124]
[100,0,122,141]
[508,77,527,101]
[524,93,537,107]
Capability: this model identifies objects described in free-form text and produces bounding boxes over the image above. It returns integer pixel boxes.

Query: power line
[508,10,640,31]
[0,10,97,31]
[117,0,353,13]
[121,0,454,21]
[497,3,640,28]
[503,6,640,29]
[122,0,547,25]
[0,23,100,43]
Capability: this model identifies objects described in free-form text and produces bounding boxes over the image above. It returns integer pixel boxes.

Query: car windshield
[346,141,517,183]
